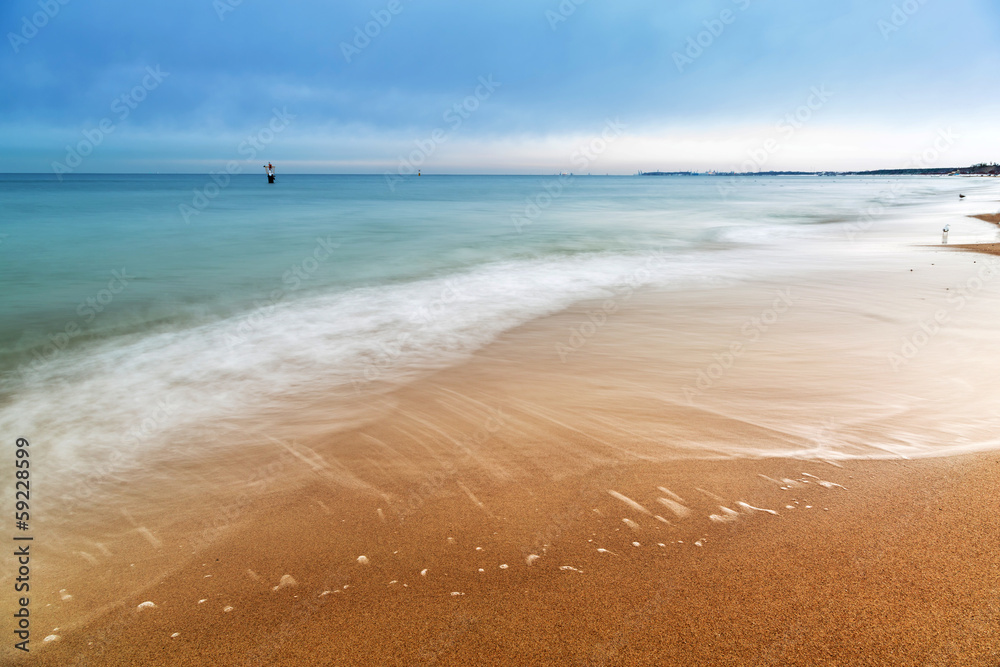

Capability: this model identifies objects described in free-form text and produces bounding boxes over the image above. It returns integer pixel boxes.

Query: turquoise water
[1,173,997,480]
[2,173,985,363]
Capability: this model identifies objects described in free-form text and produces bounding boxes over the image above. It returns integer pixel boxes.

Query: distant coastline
[638,163,1000,177]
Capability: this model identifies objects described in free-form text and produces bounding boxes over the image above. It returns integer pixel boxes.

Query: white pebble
[357,555,370,566]
[499,564,508,569]
[223,606,234,612]
[43,635,59,643]
[420,569,428,576]
[450,591,464,596]
[631,542,641,547]
[171,632,180,638]
[137,601,157,611]
[198,599,207,604]
[526,554,540,566]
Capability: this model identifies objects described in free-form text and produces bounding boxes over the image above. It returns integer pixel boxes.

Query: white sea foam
[0,251,729,487]
[708,507,740,524]
[607,490,652,516]
[657,497,691,519]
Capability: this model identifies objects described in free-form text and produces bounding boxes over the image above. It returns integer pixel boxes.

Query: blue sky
[1,0,999,173]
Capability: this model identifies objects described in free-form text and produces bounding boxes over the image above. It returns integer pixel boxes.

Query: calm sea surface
[2,173,998,486]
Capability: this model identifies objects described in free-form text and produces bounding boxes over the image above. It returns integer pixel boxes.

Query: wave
[0,250,734,481]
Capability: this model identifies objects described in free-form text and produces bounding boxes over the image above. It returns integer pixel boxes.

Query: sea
[2,173,1000,497]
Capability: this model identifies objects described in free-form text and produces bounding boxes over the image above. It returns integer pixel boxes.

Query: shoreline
[13,242,1000,665]
[947,243,1000,256]
[941,210,1000,256]
[27,451,1000,666]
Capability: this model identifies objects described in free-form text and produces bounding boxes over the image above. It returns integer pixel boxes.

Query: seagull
[959,194,966,199]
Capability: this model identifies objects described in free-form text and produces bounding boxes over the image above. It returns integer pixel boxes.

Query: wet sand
[947,209,1000,255]
[32,450,1000,666]
[11,242,1000,666]
[949,243,1000,256]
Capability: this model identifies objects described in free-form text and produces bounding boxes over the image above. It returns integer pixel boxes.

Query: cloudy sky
[1,0,998,173]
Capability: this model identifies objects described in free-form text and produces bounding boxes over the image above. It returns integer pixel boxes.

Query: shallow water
[2,173,999,502]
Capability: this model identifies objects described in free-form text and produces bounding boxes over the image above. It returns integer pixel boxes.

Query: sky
[1,0,999,174]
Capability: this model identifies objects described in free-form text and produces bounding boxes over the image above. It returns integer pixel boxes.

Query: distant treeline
[639,164,1000,177]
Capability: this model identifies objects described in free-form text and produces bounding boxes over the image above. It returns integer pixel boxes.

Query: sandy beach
[5,0,1000,662]
[950,243,1000,256]
[11,219,1000,665]
[31,448,1000,666]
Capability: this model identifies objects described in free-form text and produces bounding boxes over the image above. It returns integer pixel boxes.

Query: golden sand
[948,243,1000,256]
[13,241,1000,666]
